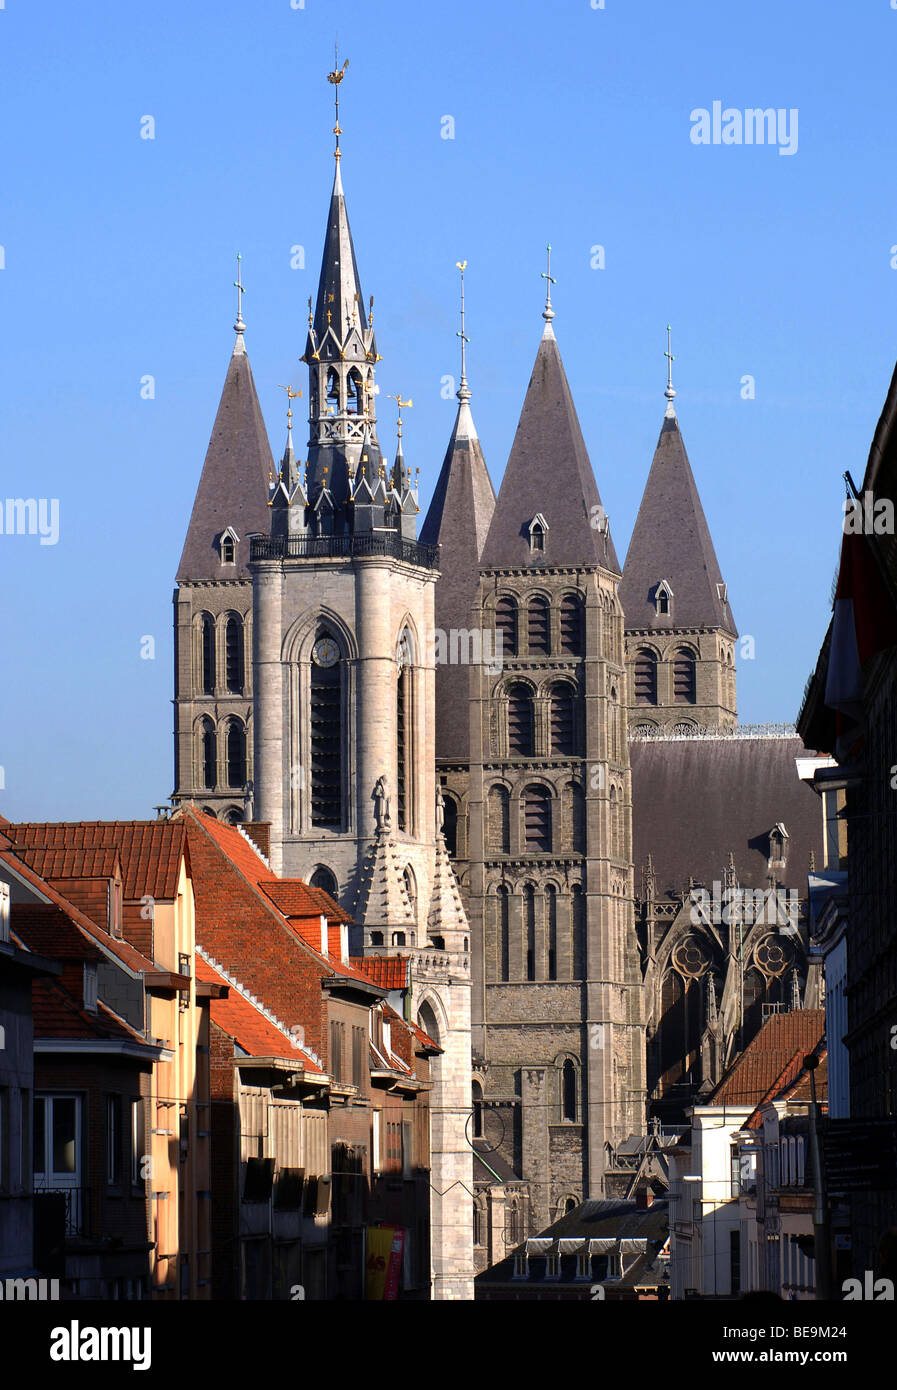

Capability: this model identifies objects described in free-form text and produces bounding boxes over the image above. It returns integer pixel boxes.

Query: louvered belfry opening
[673,648,697,703]
[523,784,552,853]
[528,597,550,655]
[225,616,244,694]
[310,641,342,828]
[487,785,510,854]
[550,683,576,755]
[201,614,215,694]
[226,720,246,788]
[495,597,518,657]
[559,594,584,655]
[507,683,534,755]
[201,719,216,789]
[634,648,658,704]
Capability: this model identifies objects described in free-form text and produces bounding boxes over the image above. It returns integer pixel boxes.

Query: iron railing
[250,532,440,570]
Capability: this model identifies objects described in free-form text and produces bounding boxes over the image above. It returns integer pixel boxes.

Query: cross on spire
[234,253,246,333]
[541,243,556,322]
[327,46,350,161]
[664,324,677,417]
[456,260,470,403]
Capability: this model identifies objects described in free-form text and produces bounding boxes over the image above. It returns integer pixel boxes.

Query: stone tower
[430,289,646,1231]
[249,118,473,1299]
[619,362,737,733]
[172,297,274,821]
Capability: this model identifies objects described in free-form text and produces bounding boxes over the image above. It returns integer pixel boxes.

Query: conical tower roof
[479,325,619,572]
[177,333,273,582]
[620,411,736,633]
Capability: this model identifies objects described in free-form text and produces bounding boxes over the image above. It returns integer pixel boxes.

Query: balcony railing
[33,1185,89,1238]
[250,532,440,570]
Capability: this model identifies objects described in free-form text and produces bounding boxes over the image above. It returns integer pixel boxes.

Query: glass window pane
[52,1098,77,1174]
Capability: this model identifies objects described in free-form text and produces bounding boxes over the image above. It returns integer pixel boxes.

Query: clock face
[313,637,339,668]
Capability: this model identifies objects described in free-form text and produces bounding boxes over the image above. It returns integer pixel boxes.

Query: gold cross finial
[234,253,246,333]
[541,243,556,322]
[327,45,349,160]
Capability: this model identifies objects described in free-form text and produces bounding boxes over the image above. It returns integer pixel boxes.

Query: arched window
[403,866,417,925]
[634,648,658,704]
[221,533,235,565]
[347,369,363,415]
[226,720,246,788]
[507,684,534,756]
[549,682,576,755]
[225,615,244,694]
[673,648,697,704]
[546,884,558,980]
[527,597,550,655]
[529,520,545,553]
[472,1082,484,1139]
[487,785,510,854]
[396,632,413,832]
[658,588,669,615]
[201,614,215,694]
[473,1201,484,1246]
[572,883,585,978]
[310,629,342,828]
[494,597,518,658]
[562,1059,577,1122]
[524,883,536,981]
[201,718,216,790]
[326,367,341,410]
[523,785,552,853]
[562,781,585,853]
[498,886,510,981]
[609,785,620,858]
[559,594,584,655]
[442,794,458,857]
[225,806,244,825]
[309,866,338,899]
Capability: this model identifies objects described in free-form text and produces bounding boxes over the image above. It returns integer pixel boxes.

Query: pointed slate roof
[479,326,619,572]
[620,412,735,633]
[311,161,371,345]
[421,398,496,760]
[176,336,274,582]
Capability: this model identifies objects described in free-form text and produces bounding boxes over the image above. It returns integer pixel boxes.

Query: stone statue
[373,775,392,831]
[436,785,445,835]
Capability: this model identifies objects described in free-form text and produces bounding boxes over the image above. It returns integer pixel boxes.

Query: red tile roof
[194,954,323,1072]
[3,821,186,901]
[351,956,409,990]
[12,903,104,962]
[32,977,148,1044]
[710,1010,826,1107]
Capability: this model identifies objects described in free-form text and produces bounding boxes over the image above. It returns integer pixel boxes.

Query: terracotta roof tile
[3,821,186,901]
[194,954,323,1072]
[710,1010,825,1108]
[350,955,409,990]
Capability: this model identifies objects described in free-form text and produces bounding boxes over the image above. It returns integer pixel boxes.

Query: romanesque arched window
[226,719,246,788]
[201,718,216,790]
[546,884,558,980]
[225,615,244,695]
[487,785,510,854]
[572,883,585,978]
[310,628,343,828]
[442,793,459,857]
[396,630,414,832]
[560,594,584,655]
[309,865,338,899]
[549,682,577,755]
[498,885,510,981]
[472,1081,484,1139]
[524,883,537,981]
[527,596,550,656]
[507,683,534,756]
[201,613,215,694]
[673,648,697,704]
[523,785,552,853]
[634,648,658,704]
[562,781,585,853]
[562,1058,578,1122]
[495,597,518,658]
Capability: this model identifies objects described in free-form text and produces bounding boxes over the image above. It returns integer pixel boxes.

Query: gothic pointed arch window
[200,613,215,694]
[523,784,552,853]
[527,596,550,655]
[326,367,341,412]
[672,647,697,704]
[225,614,245,694]
[403,865,417,929]
[226,719,247,788]
[487,784,510,854]
[200,718,216,790]
[220,529,237,566]
[609,785,619,858]
[472,1081,484,1139]
[442,792,459,857]
[347,368,363,415]
[634,648,658,704]
[561,1058,578,1122]
[494,597,518,658]
[654,580,673,617]
[527,514,548,553]
[396,628,414,832]
[549,682,577,755]
[560,593,584,655]
[507,683,534,756]
[310,626,343,828]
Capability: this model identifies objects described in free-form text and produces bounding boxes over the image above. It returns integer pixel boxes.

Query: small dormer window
[654,580,673,616]
[219,527,239,566]
[769,823,789,867]
[527,513,549,553]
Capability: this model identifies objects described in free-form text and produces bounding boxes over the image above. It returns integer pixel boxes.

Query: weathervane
[456,260,470,402]
[234,253,246,333]
[664,325,676,417]
[327,46,350,160]
[541,243,556,322]
[278,383,303,439]
[388,393,413,438]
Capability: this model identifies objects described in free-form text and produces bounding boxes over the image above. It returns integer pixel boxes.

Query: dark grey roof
[479,327,620,573]
[475,1198,669,1284]
[472,1138,521,1186]
[176,340,273,582]
[620,413,736,633]
[421,401,496,760]
[630,736,823,898]
[311,162,371,344]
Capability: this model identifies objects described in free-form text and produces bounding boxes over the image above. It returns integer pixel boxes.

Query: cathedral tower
[620,336,737,732]
[436,274,646,1229]
[249,69,473,1299]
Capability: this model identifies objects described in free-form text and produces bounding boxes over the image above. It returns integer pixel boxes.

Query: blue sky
[1,0,896,819]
